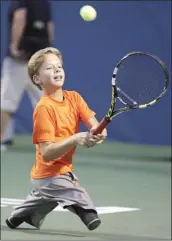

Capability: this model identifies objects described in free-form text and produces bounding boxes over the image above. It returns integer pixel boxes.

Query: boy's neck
[45,88,64,102]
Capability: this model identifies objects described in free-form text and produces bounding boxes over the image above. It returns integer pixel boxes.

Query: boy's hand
[74,132,104,148]
[90,127,107,144]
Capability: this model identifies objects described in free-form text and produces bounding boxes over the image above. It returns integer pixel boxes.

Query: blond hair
[28,47,63,89]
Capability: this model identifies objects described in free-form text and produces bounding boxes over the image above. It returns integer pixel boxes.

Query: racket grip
[92,118,111,135]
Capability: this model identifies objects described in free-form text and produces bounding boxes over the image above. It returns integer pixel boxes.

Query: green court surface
[1,136,171,240]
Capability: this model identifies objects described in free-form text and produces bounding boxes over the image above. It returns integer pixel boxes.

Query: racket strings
[115,55,166,106]
[117,87,138,105]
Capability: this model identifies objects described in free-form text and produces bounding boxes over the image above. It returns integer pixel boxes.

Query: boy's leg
[67,205,101,231]
[6,199,57,229]
[6,178,58,229]
[6,201,57,229]
[55,172,101,231]
[6,173,101,231]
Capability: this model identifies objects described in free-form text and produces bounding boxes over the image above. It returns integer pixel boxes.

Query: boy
[6,47,107,231]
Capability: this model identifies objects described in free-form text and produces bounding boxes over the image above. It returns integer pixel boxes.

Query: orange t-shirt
[30,90,95,179]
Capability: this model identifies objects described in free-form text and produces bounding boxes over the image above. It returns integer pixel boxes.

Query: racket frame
[93,51,169,135]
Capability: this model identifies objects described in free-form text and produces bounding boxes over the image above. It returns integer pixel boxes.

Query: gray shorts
[10,172,97,228]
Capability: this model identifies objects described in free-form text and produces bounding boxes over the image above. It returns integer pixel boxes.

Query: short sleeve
[33,106,56,144]
[75,92,96,123]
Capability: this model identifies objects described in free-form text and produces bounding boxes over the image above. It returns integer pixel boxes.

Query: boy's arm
[40,130,103,161]
[84,115,100,129]
[75,92,107,138]
[85,116,107,140]
[39,137,77,162]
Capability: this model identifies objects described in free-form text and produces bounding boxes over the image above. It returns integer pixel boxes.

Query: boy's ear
[33,75,41,85]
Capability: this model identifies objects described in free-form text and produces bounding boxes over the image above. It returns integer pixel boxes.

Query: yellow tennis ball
[80,5,97,22]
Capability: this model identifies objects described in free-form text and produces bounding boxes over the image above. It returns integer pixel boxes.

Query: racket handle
[92,118,111,135]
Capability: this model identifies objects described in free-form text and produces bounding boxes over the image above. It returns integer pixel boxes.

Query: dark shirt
[8,0,52,59]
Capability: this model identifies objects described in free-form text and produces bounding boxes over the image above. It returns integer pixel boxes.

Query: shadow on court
[1,225,169,240]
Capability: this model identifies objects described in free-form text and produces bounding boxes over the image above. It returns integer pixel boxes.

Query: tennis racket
[93,51,169,135]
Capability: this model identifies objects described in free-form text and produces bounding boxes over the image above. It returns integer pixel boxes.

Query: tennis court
[1,136,171,240]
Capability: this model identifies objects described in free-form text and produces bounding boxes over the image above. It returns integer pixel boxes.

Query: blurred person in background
[1,0,54,151]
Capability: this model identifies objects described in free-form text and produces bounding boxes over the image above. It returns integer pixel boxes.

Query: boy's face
[36,53,65,90]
